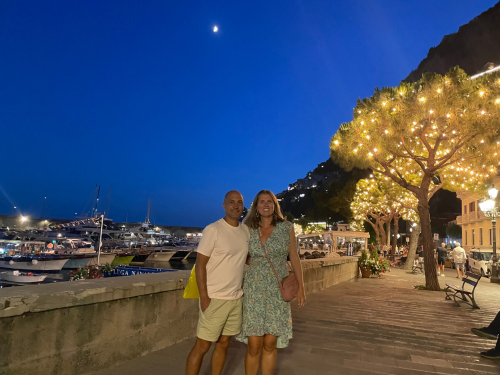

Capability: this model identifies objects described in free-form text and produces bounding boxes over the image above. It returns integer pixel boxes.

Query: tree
[283,211,295,221]
[331,67,500,290]
[351,173,418,253]
[446,223,462,239]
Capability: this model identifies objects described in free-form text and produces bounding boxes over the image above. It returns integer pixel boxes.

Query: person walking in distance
[436,242,448,277]
[186,191,250,375]
[452,243,467,279]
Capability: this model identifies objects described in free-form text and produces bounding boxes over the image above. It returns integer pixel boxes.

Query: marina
[0,216,200,288]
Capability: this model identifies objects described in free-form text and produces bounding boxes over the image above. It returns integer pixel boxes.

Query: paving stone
[88,268,500,375]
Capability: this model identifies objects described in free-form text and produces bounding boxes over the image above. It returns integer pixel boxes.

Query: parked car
[466,249,493,278]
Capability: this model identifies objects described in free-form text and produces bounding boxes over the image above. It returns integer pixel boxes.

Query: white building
[457,176,500,252]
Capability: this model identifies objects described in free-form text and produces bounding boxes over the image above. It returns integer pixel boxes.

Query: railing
[457,216,463,224]
[469,212,477,221]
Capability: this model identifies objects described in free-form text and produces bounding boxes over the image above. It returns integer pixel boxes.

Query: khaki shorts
[197,298,242,342]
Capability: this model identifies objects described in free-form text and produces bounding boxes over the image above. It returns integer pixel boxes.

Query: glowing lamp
[479,199,495,213]
[488,186,499,199]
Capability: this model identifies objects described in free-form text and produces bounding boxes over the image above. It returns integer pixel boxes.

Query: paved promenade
[91,267,500,374]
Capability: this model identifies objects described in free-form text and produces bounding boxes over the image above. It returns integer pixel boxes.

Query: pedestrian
[235,190,306,375]
[186,191,250,375]
[452,242,467,279]
[382,244,388,258]
[471,311,500,359]
[436,242,447,277]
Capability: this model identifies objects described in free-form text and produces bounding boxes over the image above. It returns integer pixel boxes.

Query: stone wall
[0,257,359,375]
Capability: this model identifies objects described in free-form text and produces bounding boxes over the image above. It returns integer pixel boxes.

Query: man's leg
[461,265,466,278]
[456,265,460,278]
[186,338,212,375]
[211,335,231,375]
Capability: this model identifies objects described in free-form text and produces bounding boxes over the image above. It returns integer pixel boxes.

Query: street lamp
[479,186,500,283]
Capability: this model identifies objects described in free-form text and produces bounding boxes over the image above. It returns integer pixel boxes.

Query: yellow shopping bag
[183,266,200,299]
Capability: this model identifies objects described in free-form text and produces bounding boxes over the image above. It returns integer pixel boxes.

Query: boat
[61,254,95,269]
[131,250,153,263]
[0,256,68,272]
[103,265,175,278]
[170,250,194,261]
[0,270,47,283]
[111,253,135,265]
[145,249,177,262]
[87,253,116,266]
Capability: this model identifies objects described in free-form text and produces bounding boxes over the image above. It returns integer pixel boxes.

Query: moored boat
[145,249,176,262]
[111,253,135,265]
[0,270,47,283]
[0,256,68,272]
[62,254,95,269]
[87,253,116,266]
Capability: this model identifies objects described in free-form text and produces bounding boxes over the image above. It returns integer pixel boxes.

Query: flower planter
[360,266,372,278]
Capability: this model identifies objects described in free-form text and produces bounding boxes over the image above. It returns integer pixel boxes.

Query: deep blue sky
[0,1,497,227]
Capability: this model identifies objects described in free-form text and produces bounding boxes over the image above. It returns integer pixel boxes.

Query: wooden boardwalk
[90,267,500,374]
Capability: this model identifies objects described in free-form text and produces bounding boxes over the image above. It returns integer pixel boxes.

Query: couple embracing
[186,190,306,375]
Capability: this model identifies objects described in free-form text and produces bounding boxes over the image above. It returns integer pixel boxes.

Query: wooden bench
[444,272,481,309]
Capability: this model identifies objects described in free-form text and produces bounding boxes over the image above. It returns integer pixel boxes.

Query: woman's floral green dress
[236,220,293,348]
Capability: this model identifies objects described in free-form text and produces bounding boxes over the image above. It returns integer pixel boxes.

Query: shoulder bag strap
[258,228,282,287]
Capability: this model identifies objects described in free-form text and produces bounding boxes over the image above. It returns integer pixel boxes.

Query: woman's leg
[261,334,278,375]
[245,336,263,375]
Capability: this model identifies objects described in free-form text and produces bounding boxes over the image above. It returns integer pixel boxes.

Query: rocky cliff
[405,2,500,82]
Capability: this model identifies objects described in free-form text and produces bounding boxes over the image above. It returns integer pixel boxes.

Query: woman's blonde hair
[244,190,285,229]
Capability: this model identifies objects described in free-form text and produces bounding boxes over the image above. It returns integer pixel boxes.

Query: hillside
[277,3,500,229]
[405,2,500,81]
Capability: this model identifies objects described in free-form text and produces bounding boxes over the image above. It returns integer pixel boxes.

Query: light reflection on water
[0,259,196,288]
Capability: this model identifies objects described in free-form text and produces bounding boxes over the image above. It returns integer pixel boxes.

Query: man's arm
[195,253,211,312]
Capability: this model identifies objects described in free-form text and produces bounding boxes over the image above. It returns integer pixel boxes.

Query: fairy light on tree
[331,67,500,291]
[350,173,419,252]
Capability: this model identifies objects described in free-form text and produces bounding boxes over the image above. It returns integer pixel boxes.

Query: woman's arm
[289,226,306,308]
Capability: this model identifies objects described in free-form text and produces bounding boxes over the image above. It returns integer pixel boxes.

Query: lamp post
[479,186,500,283]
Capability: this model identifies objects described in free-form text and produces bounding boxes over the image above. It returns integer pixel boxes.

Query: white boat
[145,249,177,262]
[0,270,47,283]
[0,256,69,271]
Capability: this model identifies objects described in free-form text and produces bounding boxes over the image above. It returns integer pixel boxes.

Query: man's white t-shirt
[196,218,250,300]
[452,246,467,263]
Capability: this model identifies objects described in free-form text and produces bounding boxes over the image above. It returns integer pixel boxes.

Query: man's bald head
[224,190,243,203]
[223,191,244,223]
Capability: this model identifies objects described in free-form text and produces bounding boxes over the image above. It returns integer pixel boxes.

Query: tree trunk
[392,215,399,256]
[417,198,440,291]
[404,221,421,270]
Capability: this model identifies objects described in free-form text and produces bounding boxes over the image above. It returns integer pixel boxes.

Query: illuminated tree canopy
[330,67,500,290]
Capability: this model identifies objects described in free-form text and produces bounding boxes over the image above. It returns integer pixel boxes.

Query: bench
[444,271,481,309]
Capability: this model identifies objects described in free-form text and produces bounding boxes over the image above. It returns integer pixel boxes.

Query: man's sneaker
[480,348,500,359]
[437,272,441,276]
[471,327,498,340]
[441,274,446,277]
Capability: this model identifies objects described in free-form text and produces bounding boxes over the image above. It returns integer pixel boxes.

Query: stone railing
[0,257,359,375]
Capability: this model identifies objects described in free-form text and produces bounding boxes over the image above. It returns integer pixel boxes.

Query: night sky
[1,1,497,227]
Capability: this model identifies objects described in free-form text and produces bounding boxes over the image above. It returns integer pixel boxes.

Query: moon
[213,26,218,32]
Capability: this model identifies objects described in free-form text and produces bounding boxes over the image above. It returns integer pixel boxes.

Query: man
[186,191,250,375]
[436,242,448,277]
[452,243,467,279]
[471,311,500,359]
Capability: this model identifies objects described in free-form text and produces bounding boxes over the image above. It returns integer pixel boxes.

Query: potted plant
[358,249,372,278]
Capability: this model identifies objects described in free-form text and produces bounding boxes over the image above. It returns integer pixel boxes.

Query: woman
[236,190,306,375]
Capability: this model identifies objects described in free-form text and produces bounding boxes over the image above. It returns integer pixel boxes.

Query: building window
[465,230,468,246]
[469,202,475,212]
[472,229,475,246]
[480,228,483,246]
[464,205,467,214]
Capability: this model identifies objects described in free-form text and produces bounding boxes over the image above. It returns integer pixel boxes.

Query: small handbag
[258,229,299,302]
